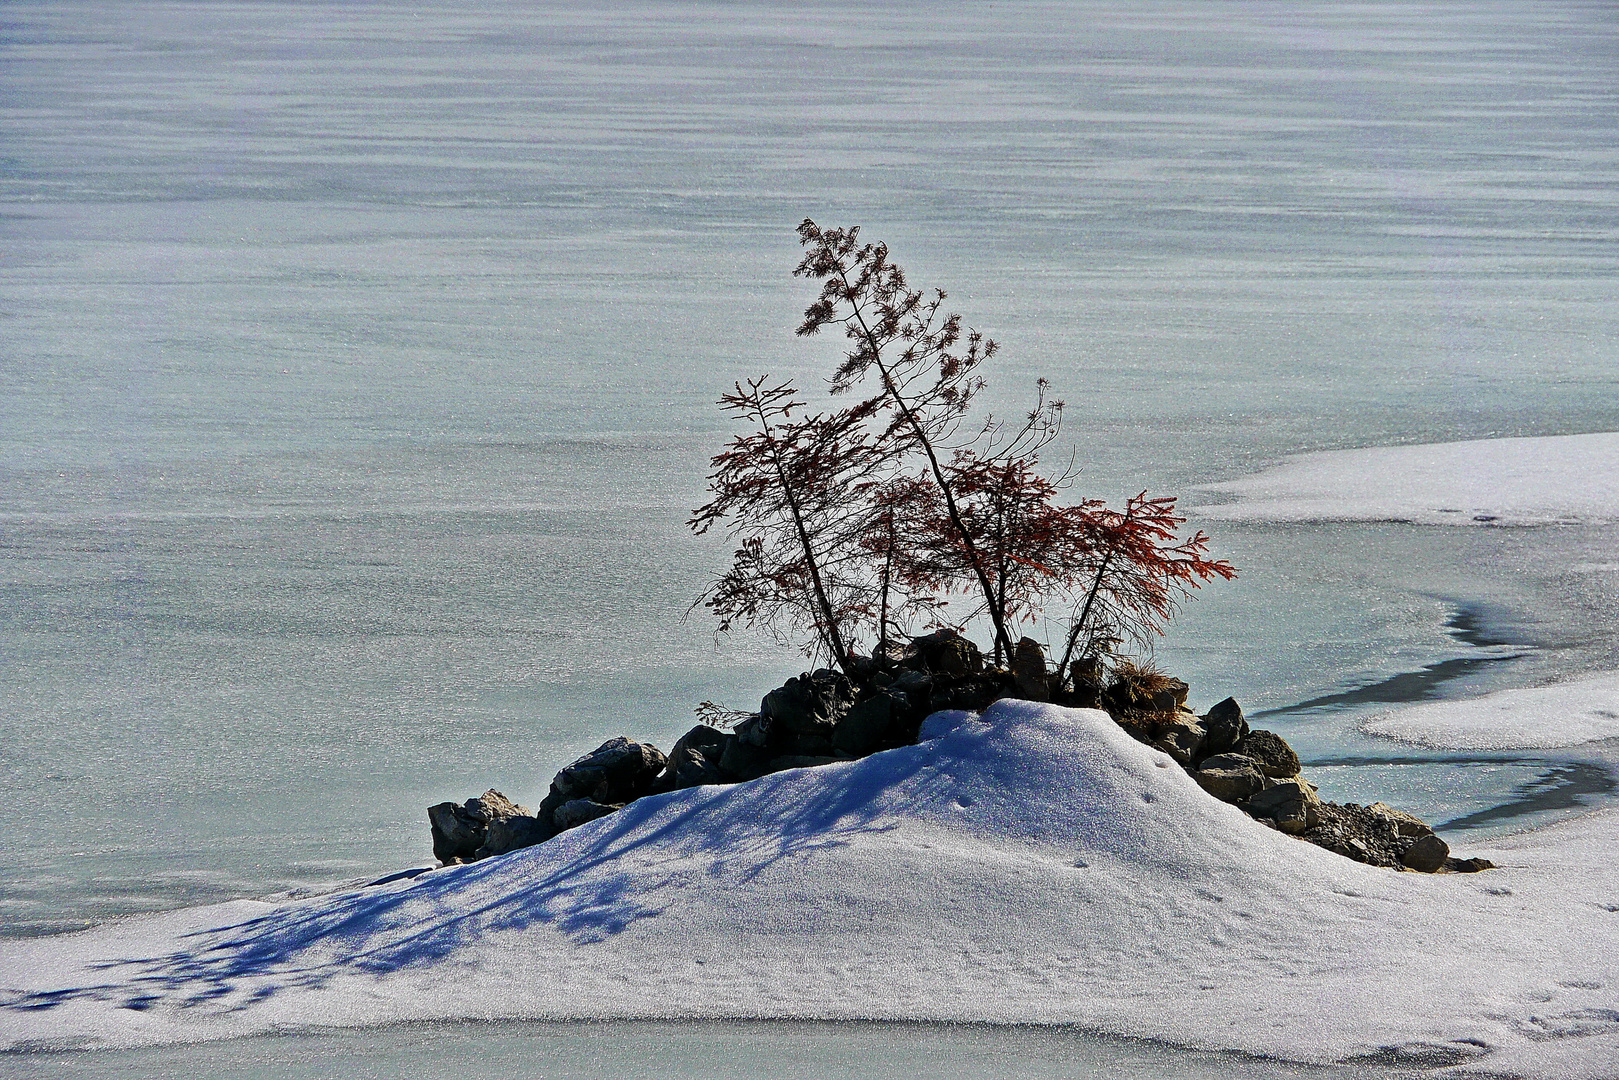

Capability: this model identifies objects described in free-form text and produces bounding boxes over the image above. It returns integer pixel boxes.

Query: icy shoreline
[3,701,1615,1077]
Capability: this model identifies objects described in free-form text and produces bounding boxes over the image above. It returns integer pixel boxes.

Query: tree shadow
[2,742,954,1018]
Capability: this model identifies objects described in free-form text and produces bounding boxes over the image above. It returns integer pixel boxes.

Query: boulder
[1010,637,1051,702]
[1244,779,1321,834]
[733,713,774,748]
[718,737,775,782]
[904,629,983,676]
[476,813,549,858]
[833,690,911,757]
[1232,729,1301,779]
[427,789,530,865]
[1444,856,1496,873]
[1192,753,1267,802]
[1366,802,1434,839]
[1200,697,1249,758]
[1401,833,1451,873]
[662,746,728,790]
[761,669,855,736]
[1152,715,1206,769]
[552,798,622,832]
[1149,677,1190,714]
[552,737,668,805]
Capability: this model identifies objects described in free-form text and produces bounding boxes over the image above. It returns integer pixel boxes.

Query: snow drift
[3,702,1616,1077]
[1363,670,1619,751]
[1194,431,1619,526]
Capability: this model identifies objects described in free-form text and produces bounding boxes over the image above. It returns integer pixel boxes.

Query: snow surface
[3,702,1617,1077]
[1364,670,1619,750]
[1195,431,1619,526]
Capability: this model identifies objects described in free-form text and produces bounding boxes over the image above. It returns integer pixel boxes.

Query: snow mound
[1195,431,1619,526]
[1364,671,1619,750]
[3,701,1617,1078]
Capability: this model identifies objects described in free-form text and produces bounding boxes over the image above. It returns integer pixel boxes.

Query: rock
[1200,697,1249,758]
[761,670,855,736]
[1444,856,1495,873]
[1244,779,1322,834]
[833,691,910,757]
[552,798,621,831]
[890,670,933,699]
[1010,637,1051,702]
[1300,802,1413,869]
[662,746,728,790]
[903,629,983,676]
[733,713,774,748]
[1366,802,1434,839]
[1232,729,1301,779]
[1400,833,1451,873]
[1148,677,1189,714]
[718,737,774,782]
[1192,754,1267,802]
[428,789,532,864]
[1152,715,1206,769]
[476,814,549,858]
[552,737,668,805]
[669,723,730,763]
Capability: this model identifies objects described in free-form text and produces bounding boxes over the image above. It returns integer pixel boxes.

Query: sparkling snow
[3,701,1616,1077]
[1194,431,1619,526]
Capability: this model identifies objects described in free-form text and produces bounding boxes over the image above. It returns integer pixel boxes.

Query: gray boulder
[833,691,911,756]
[1401,833,1451,873]
[1152,715,1206,769]
[718,737,774,782]
[1366,802,1435,839]
[1193,753,1267,802]
[1010,637,1051,702]
[1200,697,1250,759]
[1244,779,1321,834]
[552,798,621,832]
[663,746,728,790]
[1232,729,1301,779]
[904,629,983,676]
[428,789,530,864]
[761,669,854,736]
[552,736,667,805]
[476,813,549,858]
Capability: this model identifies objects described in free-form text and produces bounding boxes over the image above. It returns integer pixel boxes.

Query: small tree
[690,378,879,673]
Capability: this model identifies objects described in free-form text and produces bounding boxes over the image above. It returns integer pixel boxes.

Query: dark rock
[932,674,1007,712]
[890,670,933,699]
[1232,729,1301,779]
[903,629,983,676]
[476,814,549,859]
[718,737,775,782]
[1200,697,1249,758]
[1300,802,1420,869]
[1149,678,1189,714]
[733,713,774,748]
[669,723,730,763]
[1244,779,1321,834]
[1444,856,1495,873]
[760,669,855,736]
[1152,715,1206,769]
[833,691,910,757]
[662,746,728,790]
[1193,754,1267,802]
[1010,637,1051,702]
[428,789,531,864]
[552,798,621,832]
[552,737,667,805]
[1401,833,1451,873]
[1365,802,1434,839]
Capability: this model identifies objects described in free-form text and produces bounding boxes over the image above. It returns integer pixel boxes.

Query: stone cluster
[429,630,1493,875]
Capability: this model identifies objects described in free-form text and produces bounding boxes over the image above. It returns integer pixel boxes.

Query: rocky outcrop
[428,633,1495,878]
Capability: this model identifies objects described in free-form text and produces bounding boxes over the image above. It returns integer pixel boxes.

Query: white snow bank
[1195,431,1619,526]
[3,702,1617,1078]
[1364,670,1619,750]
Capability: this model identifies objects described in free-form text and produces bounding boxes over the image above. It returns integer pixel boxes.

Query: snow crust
[3,701,1617,1077]
[1364,670,1619,750]
[1195,431,1619,526]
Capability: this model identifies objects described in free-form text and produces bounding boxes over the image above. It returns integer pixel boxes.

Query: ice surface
[1195,432,1619,526]
[1363,671,1619,751]
[3,701,1616,1077]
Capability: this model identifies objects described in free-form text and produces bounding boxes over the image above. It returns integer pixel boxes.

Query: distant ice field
[1195,432,1619,527]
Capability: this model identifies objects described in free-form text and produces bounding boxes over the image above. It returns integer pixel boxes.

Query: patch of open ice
[2,701,1615,1079]
[1364,671,1619,750]
[1195,431,1619,526]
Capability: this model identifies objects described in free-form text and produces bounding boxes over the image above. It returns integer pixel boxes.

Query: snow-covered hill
[3,701,1615,1077]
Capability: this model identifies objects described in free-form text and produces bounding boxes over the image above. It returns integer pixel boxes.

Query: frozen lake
[2,0,1618,1075]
